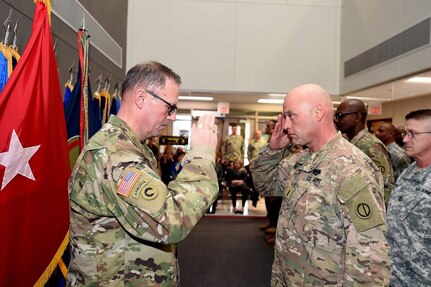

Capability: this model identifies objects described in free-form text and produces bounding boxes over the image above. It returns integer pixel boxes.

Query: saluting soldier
[335,99,395,207]
[67,61,219,286]
[251,84,391,286]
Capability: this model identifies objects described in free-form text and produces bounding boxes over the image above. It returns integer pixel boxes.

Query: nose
[283,116,292,130]
[167,112,176,121]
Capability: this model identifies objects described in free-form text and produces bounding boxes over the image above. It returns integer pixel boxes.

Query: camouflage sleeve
[338,172,391,286]
[247,142,252,160]
[103,145,218,244]
[250,146,291,196]
[369,142,395,206]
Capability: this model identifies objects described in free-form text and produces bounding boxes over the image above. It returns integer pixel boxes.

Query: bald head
[337,99,367,120]
[286,84,333,110]
[282,84,337,151]
[376,123,398,145]
[335,99,368,139]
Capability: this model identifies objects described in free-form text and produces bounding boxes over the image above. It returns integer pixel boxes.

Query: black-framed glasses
[145,90,177,116]
[401,130,431,138]
[334,112,357,120]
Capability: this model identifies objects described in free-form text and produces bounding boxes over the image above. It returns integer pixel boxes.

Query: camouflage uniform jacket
[67,116,218,287]
[247,137,267,161]
[351,128,395,207]
[222,134,244,162]
[251,133,391,286]
[387,162,431,287]
[386,142,410,181]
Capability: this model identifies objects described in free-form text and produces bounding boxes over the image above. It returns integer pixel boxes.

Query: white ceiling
[178,69,431,114]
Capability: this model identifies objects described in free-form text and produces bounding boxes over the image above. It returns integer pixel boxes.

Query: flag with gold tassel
[0,1,70,286]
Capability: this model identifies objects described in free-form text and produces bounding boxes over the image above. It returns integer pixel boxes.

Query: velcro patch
[344,186,385,233]
[117,169,141,197]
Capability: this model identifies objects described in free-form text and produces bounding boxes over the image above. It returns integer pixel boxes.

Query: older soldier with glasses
[387,109,431,287]
[251,84,390,286]
[67,61,219,286]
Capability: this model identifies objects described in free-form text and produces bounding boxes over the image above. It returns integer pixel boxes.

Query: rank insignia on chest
[117,169,141,197]
[306,175,321,185]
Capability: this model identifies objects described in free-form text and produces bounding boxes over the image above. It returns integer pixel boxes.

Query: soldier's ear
[135,89,146,109]
[313,104,324,122]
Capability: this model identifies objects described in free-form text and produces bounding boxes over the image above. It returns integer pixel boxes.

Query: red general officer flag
[0,1,71,286]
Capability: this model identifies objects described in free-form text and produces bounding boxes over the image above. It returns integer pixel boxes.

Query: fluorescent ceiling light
[268,93,286,97]
[179,96,213,101]
[258,98,284,104]
[405,76,431,83]
[345,96,391,101]
[176,114,192,120]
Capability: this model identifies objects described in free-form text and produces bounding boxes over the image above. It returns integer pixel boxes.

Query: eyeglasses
[334,112,358,120]
[145,90,177,116]
[401,130,431,138]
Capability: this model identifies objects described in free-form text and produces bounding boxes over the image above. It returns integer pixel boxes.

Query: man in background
[376,122,410,181]
[252,84,390,286]
[247,129,267,161]
[67,61,219,286]
[335,99,395,207]
[387,109,431,287]
[222,123,244,164]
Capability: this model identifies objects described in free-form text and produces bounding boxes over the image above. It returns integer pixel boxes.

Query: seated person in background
[160,145,175,184]
[170,149,186,180]
[208,153,224,214]
[226,159,249,214]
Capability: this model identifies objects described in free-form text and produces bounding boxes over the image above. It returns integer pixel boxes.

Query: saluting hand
[190,114,218,151]
[268,114,291,150]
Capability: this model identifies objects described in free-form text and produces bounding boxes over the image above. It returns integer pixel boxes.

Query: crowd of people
[66,61,430,287]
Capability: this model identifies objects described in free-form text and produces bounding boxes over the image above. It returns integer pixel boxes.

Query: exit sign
[368,102,382,115]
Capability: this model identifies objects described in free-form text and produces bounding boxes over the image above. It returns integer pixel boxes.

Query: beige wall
[368,94,431,126]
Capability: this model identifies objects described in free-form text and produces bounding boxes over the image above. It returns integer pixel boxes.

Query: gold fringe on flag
[33,0,52,24]
[33,231,69,287]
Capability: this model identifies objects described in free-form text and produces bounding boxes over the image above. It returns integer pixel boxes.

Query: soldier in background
[376,122,410,181]
[335,99,395,207]
[251,84,390,286]
[67,61,219,286]
[222,123,244,163]
[387,109,431,287]
[247,129,267,161]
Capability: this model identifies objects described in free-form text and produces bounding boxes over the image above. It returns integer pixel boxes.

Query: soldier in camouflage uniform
[222,124,244,163]
[67,61,219,287]
[247,130,267,161]
[251,84,391,286]
[335,99,395,207]
[387,109,431,287]
[376,123,410,181]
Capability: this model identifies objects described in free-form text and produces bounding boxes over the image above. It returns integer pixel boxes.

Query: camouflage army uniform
[387,162,431,287]
[251,133,391,286]
[247,137,267,161]
[351,128,395,207]
[222,134,244,162]
[67,116,218,287]
[386,142,410,181]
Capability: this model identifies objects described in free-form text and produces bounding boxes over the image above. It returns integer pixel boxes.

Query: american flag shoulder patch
[117,169,141,197]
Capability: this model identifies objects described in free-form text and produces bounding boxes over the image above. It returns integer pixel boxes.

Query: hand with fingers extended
[268,114,291,150]
[190,114,218,151]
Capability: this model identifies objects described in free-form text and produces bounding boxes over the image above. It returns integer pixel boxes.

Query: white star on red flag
[0,129,40,190]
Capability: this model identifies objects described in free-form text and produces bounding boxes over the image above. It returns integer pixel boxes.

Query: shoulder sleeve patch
[338,173,385,232]
[117,168,141,197]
